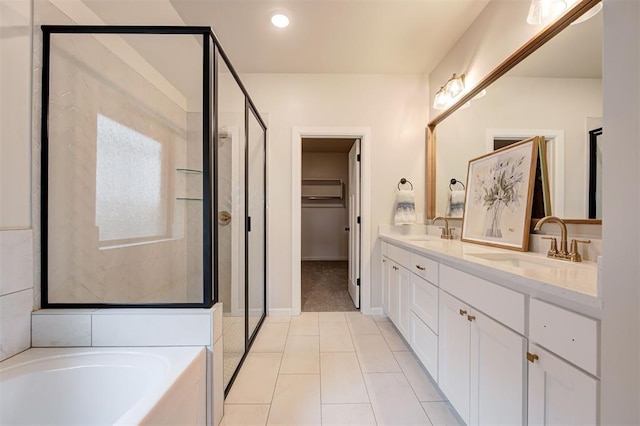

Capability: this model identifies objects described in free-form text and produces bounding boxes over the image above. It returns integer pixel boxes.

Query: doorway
[300,138,359,311]
[291,127,372,316]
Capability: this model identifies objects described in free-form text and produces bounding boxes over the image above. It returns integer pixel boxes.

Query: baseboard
[267,308,295,317]
[365,307,385,316]
[301,257,348,261]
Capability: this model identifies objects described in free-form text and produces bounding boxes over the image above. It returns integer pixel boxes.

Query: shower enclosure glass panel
[45,32,205,304]
[247,106,266,340]
[217,51,246,389]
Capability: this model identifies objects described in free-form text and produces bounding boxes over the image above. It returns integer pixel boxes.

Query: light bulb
[445,74,465,99]
[527,0,567,25]
[433,87,451,110]
[271,13,290,28]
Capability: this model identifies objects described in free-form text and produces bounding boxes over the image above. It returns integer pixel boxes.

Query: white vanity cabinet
[381,255,411,338]
[527,299,600,425]
[379,236,600,425]
[410,272,439,381]
[438,290,526,425]
[382,242,439,362]
[527,344,599,425]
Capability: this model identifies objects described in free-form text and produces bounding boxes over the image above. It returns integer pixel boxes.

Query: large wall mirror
[427,0,602,223]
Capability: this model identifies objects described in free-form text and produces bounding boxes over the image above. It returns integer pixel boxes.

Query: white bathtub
[0,347,206,425]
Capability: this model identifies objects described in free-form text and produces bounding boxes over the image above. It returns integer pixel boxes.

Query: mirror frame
[426,0,602,224]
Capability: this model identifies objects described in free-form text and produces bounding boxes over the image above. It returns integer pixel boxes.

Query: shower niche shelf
[176,169,203,201]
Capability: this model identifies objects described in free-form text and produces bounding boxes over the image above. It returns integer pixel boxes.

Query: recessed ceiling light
[271,13,290,28]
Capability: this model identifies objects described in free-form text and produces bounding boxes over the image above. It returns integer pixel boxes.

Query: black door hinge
[357,278,361,287]
[357,216,361,224]
[247,216,251,232]
[357,154,361,162]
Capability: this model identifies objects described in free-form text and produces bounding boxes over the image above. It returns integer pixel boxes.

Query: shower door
[216,48,267,395]
[246,105,266,341]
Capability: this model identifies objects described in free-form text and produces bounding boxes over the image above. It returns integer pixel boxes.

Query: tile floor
[221,312,464,426]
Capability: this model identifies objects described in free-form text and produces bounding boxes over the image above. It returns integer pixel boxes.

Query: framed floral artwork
[461,136,540,251]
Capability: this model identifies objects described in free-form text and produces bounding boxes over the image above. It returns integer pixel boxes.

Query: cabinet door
[397,265,411,338]
[388,261,400,325]
[438,291,471,424]
[528,344,599,425]
[469,310,526,425]
[382,257,390,315]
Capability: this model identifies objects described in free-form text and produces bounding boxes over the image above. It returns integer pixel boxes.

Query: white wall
[0,0,33,362]
[429,0,543,119]
[240,73,429,312]
[601,0,640,423]
[301,152,349,261]
[1,0,32,230]
[435,76,602,218]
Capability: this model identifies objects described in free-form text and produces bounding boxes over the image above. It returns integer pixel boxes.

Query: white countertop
[379,230,602,316]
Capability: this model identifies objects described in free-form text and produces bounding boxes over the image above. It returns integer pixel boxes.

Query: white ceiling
[167,0,491,75]
[56,0,602,102]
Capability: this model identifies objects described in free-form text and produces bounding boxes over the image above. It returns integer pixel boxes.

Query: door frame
[291,127,372,315]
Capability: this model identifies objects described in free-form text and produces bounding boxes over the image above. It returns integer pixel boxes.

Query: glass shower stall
[40,25,266,393]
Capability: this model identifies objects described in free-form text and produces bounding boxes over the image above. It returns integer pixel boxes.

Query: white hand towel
[394,189,417,225]
[447,189,465,218]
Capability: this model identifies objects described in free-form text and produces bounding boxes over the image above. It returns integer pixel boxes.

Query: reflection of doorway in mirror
[487,129,564,218]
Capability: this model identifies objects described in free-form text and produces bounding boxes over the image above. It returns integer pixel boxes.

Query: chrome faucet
[533,216,590,262]
[432,216,454,239]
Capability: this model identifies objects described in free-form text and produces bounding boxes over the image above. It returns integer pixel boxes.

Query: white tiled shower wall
[0,230,34,362]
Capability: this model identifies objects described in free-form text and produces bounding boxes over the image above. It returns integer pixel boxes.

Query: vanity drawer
[410,312,438,382]
[386,243,412,270]
[440,265,525,335]
[410,252,439,284]
[529,299,599,376]
[411,274,438,333]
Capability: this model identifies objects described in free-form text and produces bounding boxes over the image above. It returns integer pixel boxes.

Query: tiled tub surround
[379,226,601,425]
[31,304,225,426]
[0,230,34,362]
[0,346,206,425]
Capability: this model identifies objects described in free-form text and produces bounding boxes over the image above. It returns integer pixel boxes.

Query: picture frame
[461,136,540,251]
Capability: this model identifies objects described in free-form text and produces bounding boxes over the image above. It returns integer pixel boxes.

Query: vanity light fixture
[271,12,290,28]
[444,73,465,98]
[526,0,567,25]
[433,86,450,110]
[433,73,466,110]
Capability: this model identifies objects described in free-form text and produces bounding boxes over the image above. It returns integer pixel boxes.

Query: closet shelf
[176,168,203,174]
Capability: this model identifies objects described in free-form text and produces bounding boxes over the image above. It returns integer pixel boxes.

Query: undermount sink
[466,252,566,269]
[399,235,436,241]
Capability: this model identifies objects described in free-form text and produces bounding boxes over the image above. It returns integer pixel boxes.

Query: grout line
[263,317,291,425]
[347,312,379,425]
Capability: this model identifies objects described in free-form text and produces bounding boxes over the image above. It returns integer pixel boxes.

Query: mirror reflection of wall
[434,9,602,220]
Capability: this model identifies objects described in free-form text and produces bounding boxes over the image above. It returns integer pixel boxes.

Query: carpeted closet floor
[301,261,358,312]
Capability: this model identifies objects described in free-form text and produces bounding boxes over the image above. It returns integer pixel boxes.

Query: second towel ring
[398,178,413,190]
[449,178,465,191]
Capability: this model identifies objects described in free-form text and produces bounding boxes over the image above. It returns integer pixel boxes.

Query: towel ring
[449,178,465,191]
[398,178,413,190]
